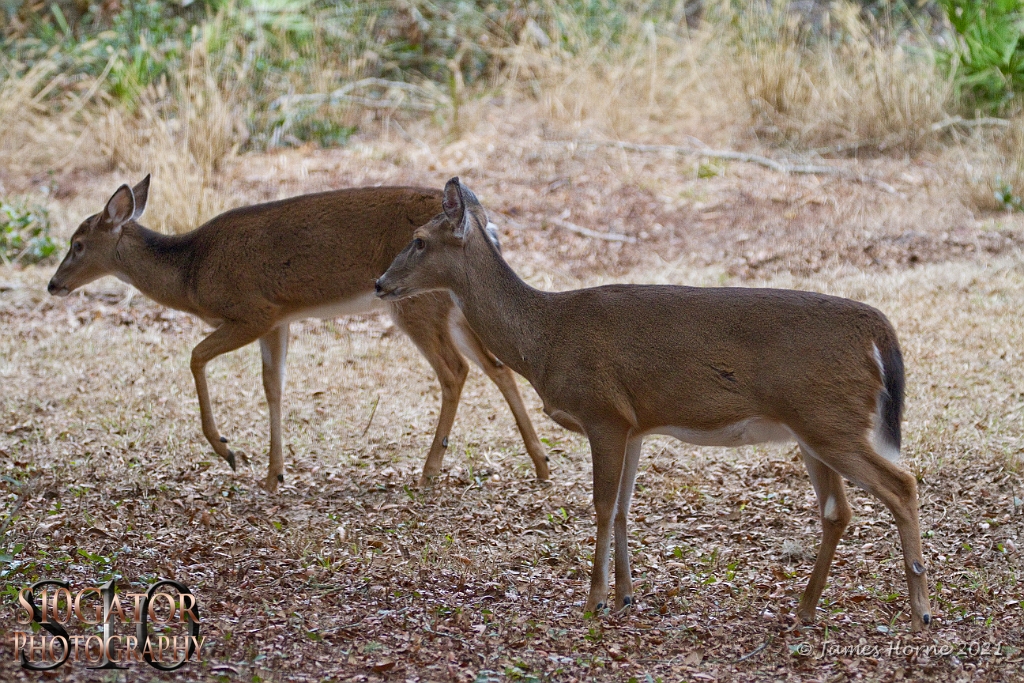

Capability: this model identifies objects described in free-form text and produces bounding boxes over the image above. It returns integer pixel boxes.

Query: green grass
[0,198,56,265]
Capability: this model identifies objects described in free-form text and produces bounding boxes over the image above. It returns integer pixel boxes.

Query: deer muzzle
[47,278,69,297]
[373,277,403,300]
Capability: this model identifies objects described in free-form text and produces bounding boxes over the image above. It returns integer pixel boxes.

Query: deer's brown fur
[376,177,931,630]
[48,177,549,492]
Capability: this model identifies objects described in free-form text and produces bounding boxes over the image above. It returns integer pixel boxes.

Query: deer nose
[47,279,57,295]
[374,279,383,296]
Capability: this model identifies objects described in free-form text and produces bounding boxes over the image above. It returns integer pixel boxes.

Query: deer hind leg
[190,322,266,473]
[389,297,469,487]
[259,323,290,493]
[583,423,629,614]
[803,435,932,631]
[796,444,852,625]
[449,309,549,481]
[612,436,643,609]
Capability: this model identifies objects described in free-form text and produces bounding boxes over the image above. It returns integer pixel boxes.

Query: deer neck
[449,237,548,382]
[112,224,195,311]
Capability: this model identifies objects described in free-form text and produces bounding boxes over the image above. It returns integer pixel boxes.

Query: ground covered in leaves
[2,108,1024,681]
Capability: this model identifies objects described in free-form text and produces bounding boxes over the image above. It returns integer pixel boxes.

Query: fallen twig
[268,78,446,147]
[547,217,637,243]
[731,635,773,663]
[423,627,475,648]
[269,78,444,113]
[564,139,899,194]
[361,395,380,437]
[811,116,1011,156]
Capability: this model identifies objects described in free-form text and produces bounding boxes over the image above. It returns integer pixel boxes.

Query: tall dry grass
[497,9,742,143]
[738,2,952,152]
[954,117,1024,213]
[0,56,90,178]
[496,1,952,152]
[90,40,249,234]
[745,3,950,153]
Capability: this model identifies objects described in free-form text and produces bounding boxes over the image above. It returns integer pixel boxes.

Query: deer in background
[47,176,549,492]
[375,177,932,630]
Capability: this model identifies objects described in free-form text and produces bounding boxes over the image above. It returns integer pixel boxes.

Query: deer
[375,177,933,631]
[47,176,550,493]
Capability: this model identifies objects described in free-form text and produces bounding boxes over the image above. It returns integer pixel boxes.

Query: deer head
[47,175,150,297]
[374,177,491,301]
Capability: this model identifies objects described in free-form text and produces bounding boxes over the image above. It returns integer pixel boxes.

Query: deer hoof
[225,450,237,471]
[277,474,284,483]
[622,596,632,606]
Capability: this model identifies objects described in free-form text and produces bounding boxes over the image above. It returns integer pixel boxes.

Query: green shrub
[939,0,1024,110]
[0,199,57,265]
[994,174,1024,211]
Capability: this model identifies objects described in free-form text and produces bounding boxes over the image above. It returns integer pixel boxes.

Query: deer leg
[796,444,851,624]
[805,437,932,631]
[389,300,469,487]
[583,424,629,614]
[190,322,265,472]
[259,323,290,493]
[449,310,549,481]
[612,436,643,609]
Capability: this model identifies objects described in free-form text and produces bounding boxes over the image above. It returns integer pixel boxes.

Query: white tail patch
[870,342,900,463]
[872,343,885,384]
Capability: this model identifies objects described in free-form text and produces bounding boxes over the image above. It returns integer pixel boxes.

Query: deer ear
[131,174,150,220]
[442,177,469,239]
[102,184,135,233]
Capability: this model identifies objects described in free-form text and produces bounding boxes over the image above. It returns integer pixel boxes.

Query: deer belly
[282,291,383,323]
[650,418,794,447]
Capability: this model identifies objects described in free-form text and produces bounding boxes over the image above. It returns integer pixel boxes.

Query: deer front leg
[190,322,265,472]
[449,311,550,481]
[259,324,290,493]
[389,299,470,487]
[583,424,629,615]
[613,436,643,609]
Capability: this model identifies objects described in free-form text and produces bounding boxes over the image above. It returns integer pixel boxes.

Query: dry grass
[492,1,951,154]
[497,14,740,143]
[0,57,89,184]
[89,40,249,234]
[737,2,952,152]
[954,117,1024,214]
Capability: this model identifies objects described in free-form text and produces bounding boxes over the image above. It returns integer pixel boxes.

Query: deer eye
[413,238,425,251]
[73,241,84,254]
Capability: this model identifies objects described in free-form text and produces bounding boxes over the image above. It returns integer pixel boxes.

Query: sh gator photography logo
[9,578,204,671]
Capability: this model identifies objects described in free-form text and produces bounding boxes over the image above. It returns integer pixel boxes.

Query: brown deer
[375,177,932,630]
[47,176,549,493]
